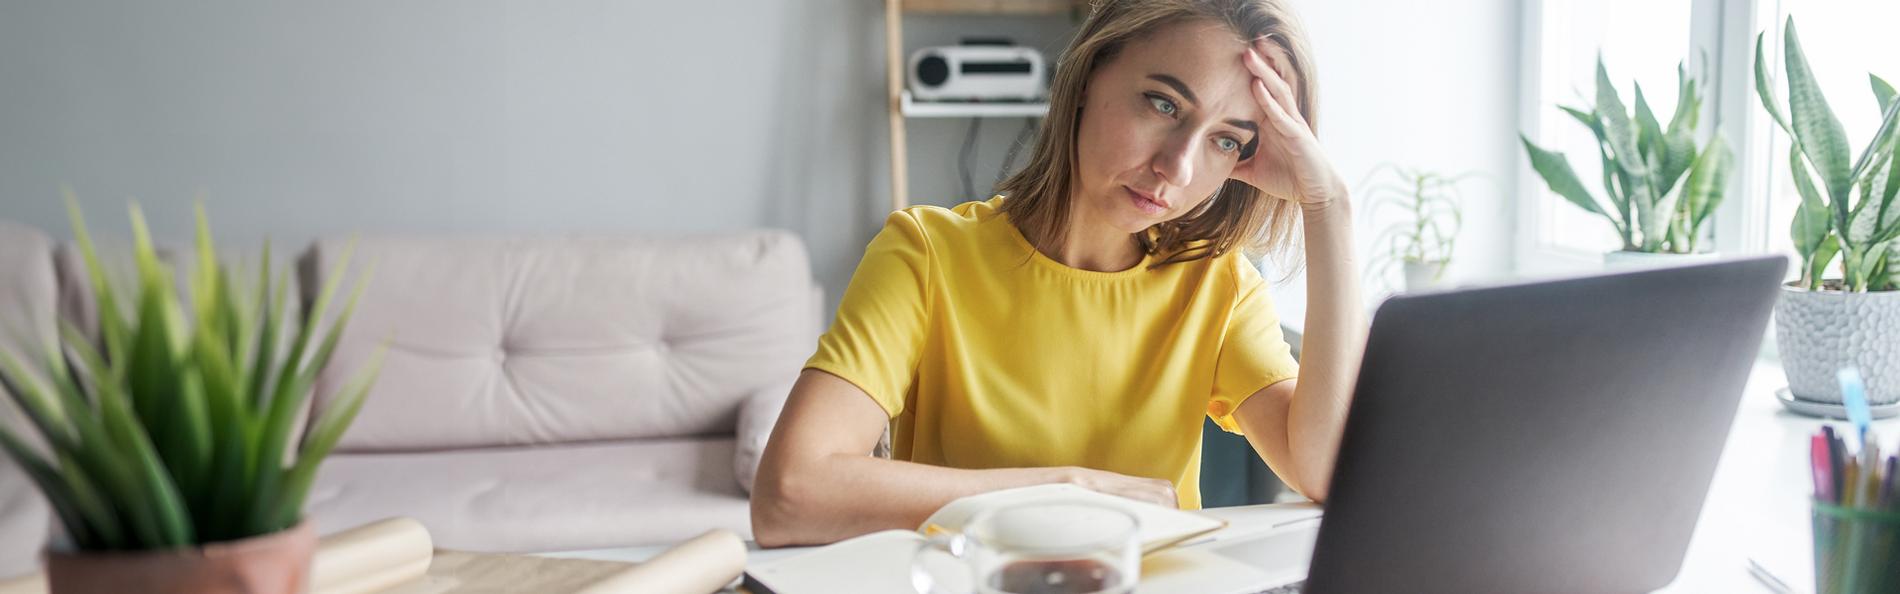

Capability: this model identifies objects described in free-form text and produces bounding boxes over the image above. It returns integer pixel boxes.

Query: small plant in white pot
[1360,164,1476,292]
[0,198,384,593]
[1755,18,1900,415]
[1521,55,1734,268]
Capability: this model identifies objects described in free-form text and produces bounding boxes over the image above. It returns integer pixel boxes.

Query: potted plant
[1360,164,1477,292]
[1755,18,1900,412]
[1521,55,1734,268]
[0,197,384,593]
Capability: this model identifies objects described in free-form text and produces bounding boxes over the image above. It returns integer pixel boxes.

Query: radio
[906,40,1048,102]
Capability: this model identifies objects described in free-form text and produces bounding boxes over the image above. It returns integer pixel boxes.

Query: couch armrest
[733,380,795,494]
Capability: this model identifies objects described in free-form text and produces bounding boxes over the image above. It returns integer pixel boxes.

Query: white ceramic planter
[1401,260,1449,292]
[1773,284,1900,405]
[1602,250,1722,270]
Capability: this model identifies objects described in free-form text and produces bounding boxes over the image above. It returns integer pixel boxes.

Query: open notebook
[743,484,1230,594]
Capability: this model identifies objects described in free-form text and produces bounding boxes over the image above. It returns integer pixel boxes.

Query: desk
[547,359,1890,592]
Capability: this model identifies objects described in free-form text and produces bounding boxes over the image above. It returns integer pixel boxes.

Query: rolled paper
[0,573,44,594]
[573,529,747,594]
[311,518,434,594]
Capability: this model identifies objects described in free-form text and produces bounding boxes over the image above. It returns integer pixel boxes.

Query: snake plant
[0,195,384,550]
[1756,17,1900,292]
[1521,56,1734,254]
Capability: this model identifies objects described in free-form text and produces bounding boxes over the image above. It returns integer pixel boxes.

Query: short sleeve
[1207,256,1299,434]
[803,210,933,419]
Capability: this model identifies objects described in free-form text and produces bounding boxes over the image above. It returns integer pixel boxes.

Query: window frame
[1512,0,1778,275]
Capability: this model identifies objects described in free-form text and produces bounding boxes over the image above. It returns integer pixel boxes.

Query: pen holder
[1812,501,1900,594]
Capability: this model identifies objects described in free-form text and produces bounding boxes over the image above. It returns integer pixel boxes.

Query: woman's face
[1072,20,1276,234]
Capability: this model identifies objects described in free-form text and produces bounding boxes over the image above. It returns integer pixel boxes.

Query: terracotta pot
[45,521,317,594]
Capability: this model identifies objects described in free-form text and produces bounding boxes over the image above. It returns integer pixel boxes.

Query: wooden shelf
[883,0,1078,212]
[900,91,1050,118]
[902,0,1083,14]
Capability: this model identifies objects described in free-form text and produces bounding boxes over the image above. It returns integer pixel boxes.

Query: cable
[959,117,982,201]
[993,117,1037,192]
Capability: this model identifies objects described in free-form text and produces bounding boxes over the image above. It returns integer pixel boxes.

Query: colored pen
[1825,426,1845,501]
[1839,368,1871,447]
[1883,456,1896,510]
[1813,434,1834,503]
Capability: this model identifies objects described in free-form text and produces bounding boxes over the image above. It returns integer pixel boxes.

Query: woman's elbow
[1289,465,1330,503]
[750,459,814,548]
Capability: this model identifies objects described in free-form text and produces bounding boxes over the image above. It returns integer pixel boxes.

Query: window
[1516,0,1698,274]
[1519,0,1899,278]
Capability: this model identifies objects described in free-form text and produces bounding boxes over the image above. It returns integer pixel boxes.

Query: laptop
[1209,256,1788,594]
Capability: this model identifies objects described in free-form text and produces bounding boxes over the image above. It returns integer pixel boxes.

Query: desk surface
[548,359,1885,593]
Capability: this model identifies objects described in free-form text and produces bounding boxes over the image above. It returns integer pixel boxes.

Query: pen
[1860,441,1881,508]
[1839,368,1871,447]
[1813,434,1833,502]
[1825,427,1845,501]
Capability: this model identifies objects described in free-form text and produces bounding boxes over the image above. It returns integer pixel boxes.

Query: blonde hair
[995,0,1318,270]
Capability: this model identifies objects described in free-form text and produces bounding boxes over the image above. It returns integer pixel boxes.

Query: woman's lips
[1126,186,1169,214]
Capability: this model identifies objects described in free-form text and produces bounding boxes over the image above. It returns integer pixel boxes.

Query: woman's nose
[1149,130,1196,188]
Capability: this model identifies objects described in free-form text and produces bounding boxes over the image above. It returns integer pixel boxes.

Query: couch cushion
[0,221,56,578]
[304,438,750,552]
[305,231,819,452]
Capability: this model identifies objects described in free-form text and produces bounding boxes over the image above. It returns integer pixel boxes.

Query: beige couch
[0,223,821,575]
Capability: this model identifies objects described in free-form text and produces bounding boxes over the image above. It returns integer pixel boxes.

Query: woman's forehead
[1110,21,1280,117]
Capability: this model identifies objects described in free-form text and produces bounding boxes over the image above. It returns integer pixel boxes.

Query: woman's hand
[1230,38,1347,211]
[1061,466,1180,509]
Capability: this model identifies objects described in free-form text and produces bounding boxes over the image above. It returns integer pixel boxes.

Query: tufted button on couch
[0,223,821,576]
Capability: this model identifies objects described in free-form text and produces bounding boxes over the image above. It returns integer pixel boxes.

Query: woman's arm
[1226,39,1368,503]
[1232,200,1365,503]
[750,369,1179,548]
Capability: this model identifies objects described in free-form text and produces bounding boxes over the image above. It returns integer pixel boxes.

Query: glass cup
[910,502,1140,594]
[1811,500,1900,594]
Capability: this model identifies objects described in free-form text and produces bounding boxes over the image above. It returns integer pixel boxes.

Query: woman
[751,0,1364,548]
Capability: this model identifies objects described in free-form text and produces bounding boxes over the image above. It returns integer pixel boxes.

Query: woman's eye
[1146,94,1177,117]
[1215,137,1241,153]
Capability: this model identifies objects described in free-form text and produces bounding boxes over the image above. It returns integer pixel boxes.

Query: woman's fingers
[1251,77,1305,147]
[1247,46,1306,129]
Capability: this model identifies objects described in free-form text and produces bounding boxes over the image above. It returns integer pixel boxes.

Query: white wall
[1270,0,1525,323]
[0,1,1521,318]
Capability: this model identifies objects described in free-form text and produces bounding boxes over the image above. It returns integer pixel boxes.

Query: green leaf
[1656,67,1702,198]
[62,192,130,370]
[1792,146,1832,259]
[0,349,76,450]
[1810,235,1843,288]
[1666,62,1702,134]
[1522,135,1614,219]
[1844,245,1872,290]
[1684,134,1734,234]
[274,346,385,527]
[1597,58,1648,182]
[1848,99,1900,188]
[1754,32,1794,135]
[1639,150,1673,251]
[1881,143,1900,240]
[1635,83,1664,164]
[1559,105,1602,138]
[51,450,126,550]
[0,426,104,549]
[1875,74,1896,113]
[251,242,359,531]
[1783,18,1855,218]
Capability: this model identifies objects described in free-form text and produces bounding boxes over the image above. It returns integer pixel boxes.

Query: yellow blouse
[804,196,1299,508]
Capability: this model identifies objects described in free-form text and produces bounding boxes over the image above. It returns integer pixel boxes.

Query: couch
[0,222,820,575]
